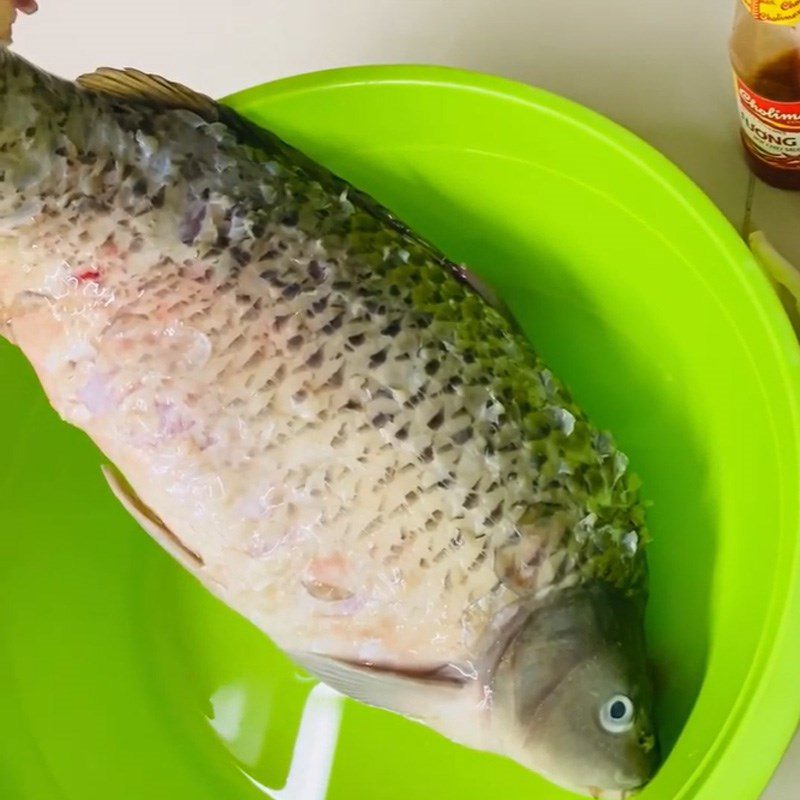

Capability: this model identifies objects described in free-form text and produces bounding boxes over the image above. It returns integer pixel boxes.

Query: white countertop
[11,0,800,796]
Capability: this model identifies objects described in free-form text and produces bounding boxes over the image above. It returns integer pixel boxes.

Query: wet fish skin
[0,42,656,798]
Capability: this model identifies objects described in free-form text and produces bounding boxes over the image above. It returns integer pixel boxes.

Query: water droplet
[622,531,639,556]
[614,451,630,483]
[550,406,576,436]
[180,326,212,370]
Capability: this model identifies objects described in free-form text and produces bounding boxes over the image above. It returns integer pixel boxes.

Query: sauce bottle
[731,1,800,189]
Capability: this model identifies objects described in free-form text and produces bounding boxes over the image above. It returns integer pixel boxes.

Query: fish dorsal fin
[75,67,219,121]
[448,262,517,321]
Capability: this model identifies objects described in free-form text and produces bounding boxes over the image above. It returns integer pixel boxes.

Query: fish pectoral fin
[101,464,204,573]
[289,652,467,723]
[75,67,218,121]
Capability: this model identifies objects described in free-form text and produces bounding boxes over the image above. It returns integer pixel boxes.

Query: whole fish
[0,10,657,797]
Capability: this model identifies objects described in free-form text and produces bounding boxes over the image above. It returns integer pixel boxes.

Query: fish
[0,6,657,796]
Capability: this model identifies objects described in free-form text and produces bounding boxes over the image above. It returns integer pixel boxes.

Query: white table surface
[11,0,800,796]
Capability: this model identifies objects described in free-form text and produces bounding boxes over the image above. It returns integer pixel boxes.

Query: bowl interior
[1,66,799,800]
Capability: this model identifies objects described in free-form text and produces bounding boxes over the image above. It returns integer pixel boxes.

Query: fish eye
[599,694,635,733]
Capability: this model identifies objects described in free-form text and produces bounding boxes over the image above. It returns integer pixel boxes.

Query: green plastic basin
[2,66,800,800]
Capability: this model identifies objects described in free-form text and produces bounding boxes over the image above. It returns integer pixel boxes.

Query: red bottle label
[736,76,800,168]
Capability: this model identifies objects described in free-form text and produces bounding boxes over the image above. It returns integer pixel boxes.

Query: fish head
[493,582,658,796]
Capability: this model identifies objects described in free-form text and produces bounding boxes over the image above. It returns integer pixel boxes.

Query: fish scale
[0,40,656,795]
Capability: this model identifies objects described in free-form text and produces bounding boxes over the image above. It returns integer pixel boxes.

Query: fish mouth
[587,786,643,800]
[615,770,646,790]
[583,763,649,798]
